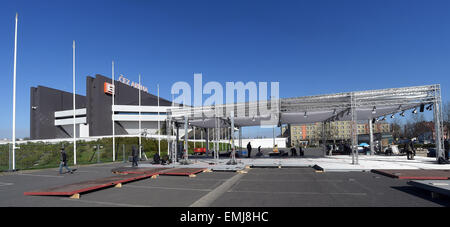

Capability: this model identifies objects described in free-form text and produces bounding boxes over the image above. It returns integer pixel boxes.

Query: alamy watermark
[170,73,280,126]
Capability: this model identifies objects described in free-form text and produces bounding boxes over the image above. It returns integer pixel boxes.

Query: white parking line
[227,190,367,196]
[18,173,63,178]
[60,198,147,207]
[0,182,14,187]
[190,172,247,207]
[124,185,212,192]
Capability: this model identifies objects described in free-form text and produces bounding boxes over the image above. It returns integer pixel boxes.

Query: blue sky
[0,0,449,139]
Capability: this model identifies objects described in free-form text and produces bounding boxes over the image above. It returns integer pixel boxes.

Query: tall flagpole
[11,13,18,171]
[73,40,77,165]
[169,93,174,156]
[112,61,115,162]
[138,74,142,159]
[157,84,161,156]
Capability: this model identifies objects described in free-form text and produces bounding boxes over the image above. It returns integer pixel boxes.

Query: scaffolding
[166,84,445,165]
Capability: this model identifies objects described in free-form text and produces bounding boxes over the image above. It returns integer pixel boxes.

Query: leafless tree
[391,118,402,139]
[444,101,450,139]
[403,113,430,139]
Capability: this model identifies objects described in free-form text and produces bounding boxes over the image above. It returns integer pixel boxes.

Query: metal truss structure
[166,84,445,165]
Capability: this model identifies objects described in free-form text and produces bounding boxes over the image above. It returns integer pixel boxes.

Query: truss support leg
[369,119,374,156]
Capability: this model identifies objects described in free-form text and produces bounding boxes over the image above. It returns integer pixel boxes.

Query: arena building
[30,74,173,140]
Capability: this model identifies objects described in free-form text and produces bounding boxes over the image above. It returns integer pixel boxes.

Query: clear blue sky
[0,0,449,139]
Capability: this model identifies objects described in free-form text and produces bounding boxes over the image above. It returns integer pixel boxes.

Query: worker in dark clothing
[290,147,297,156]
[59,148,73,174]
[247,142,252,158]
[406,139,416,160]
[299,145,305,157]
[255,146,263,157]
[153,152,161,164]
[444,140,449,160]
[131,145,139,167]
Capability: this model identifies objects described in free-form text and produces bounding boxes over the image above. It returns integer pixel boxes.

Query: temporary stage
[165,84,446,166]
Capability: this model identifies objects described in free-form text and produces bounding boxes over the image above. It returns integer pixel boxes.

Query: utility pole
[11,13,18,171]
[112,61,115,161]
[73,40,77,165]
[138,74,142,159]
[157,84,161,156]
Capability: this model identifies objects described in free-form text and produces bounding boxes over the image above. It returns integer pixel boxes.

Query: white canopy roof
[168,85,439,128]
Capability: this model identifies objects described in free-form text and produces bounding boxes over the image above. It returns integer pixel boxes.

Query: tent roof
[168,84,439,128]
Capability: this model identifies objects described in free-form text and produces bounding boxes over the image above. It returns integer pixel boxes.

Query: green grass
[0,137,230,171]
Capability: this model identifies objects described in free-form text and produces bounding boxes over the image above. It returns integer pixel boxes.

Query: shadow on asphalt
[391,186,450,207]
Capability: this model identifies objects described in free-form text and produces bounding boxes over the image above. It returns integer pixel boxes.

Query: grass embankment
[0,137,229,171]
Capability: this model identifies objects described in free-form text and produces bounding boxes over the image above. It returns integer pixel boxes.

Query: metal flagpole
[138,74,142,159]
[184,115,188,162]
[73,40,77,165]
[169,93,174,157]
[112,61,115,161]
[157,84,160,156]
[11,13,18,171]
[229,111,236,164]
[239,127,242,153]
[351,92,358,165]
[273,125,275,148]
[369,119,374,155]
[216,115,220,161]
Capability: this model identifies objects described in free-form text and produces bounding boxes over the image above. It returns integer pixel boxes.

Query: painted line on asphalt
[239,179,345,183]
[60,198,147,207]
[18,173,63,178]
[189,171,247,207]
[124,185,212,192]
[227,190,367,196]
[0,182,14,187]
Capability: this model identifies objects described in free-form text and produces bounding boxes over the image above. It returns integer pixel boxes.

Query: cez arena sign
[104,74,149,95]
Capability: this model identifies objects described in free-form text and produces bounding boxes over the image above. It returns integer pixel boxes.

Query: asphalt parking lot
[0,161,449,207]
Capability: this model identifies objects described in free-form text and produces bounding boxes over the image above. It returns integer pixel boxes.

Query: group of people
[246,142,263,158]
[290,146,305,157]
[56,138,450,175]
[245,142,305,158]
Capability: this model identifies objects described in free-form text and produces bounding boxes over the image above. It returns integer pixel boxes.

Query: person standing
[290,146,297,156]
[59,148,73,174]
[247,142,252,158]
[444,139,449,160]
[131,145,139,167]
[406,139,415,160]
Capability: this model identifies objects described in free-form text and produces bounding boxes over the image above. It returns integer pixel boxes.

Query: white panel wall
[112,105,170,113]
[119,121,159,135]
[79,123,89,137]
[55,117,87,126]
[233,138,287,149]
[112,114,166,122]
[54,108,87,118]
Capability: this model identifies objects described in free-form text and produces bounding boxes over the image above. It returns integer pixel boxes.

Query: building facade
[288,121,391,146]
[30,74,173,140]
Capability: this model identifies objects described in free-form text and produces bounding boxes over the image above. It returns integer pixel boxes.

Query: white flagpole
[157,84,161,156]
[169,93,174,156]
[138,74,142,159]
[11,13,18,171]
[112,61,115,162]
[73,40,77,165]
